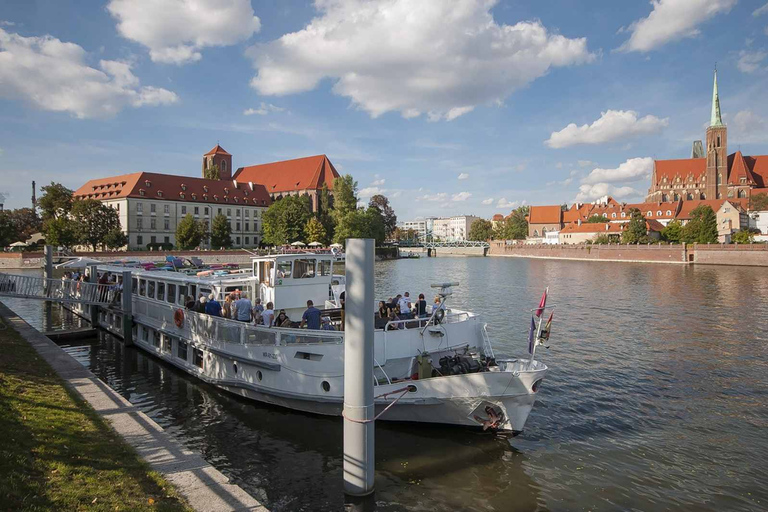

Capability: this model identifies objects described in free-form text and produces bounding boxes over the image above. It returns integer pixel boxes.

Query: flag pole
[528,287,548,369]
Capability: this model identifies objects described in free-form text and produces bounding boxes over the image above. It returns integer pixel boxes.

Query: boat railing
[382,309,472,331]
[135,297,344,347]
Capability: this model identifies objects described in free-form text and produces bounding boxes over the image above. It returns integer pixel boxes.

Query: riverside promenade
[0,301,266,512]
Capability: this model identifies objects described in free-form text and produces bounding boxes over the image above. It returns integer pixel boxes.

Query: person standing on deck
[205,293,222,317]
[262,302,275,327]
[399,292,413,319]
[234,293,252,322]
[222,294,233,319]
[415,293,428,318]
[301,300,321,330]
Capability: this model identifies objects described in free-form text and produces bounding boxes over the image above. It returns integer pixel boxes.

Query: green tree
[593,234,611,244]
[175,214,205,250]
[103,228,128,249]
[6,208,42,241]
[751,193,768,211]
[305,217,327,245]
[368,194,397,238]
[621,208,647,244]
[71,199,121,251]
[731,230,754,244]
[468,219,493,241]
[37,182,73,220]
[210,213,232,249]
[681,205,718,244]
[317,183,336,241]
[661,220,683,244]
[42,217,79,248]
[203,164,221,181]
[332,175,358,221]
[333,207,386,246]
[262,195,312,246]
[587,215,609,223]
[496,206,529,240]
[0,211,20,246]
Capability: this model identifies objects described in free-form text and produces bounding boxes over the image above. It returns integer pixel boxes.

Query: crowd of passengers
[376,292,445,331]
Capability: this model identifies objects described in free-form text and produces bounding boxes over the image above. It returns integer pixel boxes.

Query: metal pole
[88,264,99,328]
[43,245,53,281]
[121,270,133,347]
[343,238,375,496]
[43,245,53,329]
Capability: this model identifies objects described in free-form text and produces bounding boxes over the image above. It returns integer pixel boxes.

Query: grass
[0,317,192,511]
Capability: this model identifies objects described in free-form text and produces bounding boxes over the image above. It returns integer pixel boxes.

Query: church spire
[710,68,723,127]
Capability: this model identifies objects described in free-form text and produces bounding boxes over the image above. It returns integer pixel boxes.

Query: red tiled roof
[492,214,504,221]
[728,151,758,186]
[204,144,231,156]
[653,158,706,185]
[233,154,340,193]
[645,219,665,232]
[674,199,748,220]
[745,156,768,187]
[73,172,271,207]
[528,205,562,224]
[622,201,681,220]
[562,203,591,223]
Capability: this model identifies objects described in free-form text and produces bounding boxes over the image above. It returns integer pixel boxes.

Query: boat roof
[251,252,335,262]
[96,265,254,286]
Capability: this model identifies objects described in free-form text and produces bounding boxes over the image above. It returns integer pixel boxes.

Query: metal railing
[0,273,118,306]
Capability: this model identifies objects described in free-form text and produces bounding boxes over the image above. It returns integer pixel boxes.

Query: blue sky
[1,0,767,220]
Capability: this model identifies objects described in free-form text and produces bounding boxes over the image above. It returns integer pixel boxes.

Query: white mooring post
[43,245,54,328]
[343,238,375,496]
[43,245,53,282]
[121,270,133,346]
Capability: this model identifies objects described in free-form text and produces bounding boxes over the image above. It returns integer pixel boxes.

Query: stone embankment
[489,242,768,267]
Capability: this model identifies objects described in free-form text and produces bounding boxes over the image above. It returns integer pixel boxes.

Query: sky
[1,0,768,221]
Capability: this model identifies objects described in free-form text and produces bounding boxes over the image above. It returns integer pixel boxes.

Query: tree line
[466,206,529,242]
[261,175,397,247]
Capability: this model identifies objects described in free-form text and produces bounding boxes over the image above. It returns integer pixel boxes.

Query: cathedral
[646,71,768,203]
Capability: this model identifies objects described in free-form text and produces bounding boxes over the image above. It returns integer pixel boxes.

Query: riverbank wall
[489,242,768,266]
[0,302,267,511]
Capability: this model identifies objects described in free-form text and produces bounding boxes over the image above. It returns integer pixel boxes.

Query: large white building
[397,217,436,240]
[74,171,271,250]
[431,215,481,241]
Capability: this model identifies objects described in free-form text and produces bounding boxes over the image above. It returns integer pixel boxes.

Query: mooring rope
[341,386,413,424]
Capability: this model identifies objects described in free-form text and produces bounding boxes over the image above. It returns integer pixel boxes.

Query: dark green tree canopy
[203,164,221,181]
[368,194,397,237]
[262,194,312,245]
[661,220,682,244]
[332,175,358,220]
[494,206,529,240]
[586,215,609,223]
[37,182,73,220]
[175,214,206,250]
[751,193,768,211]
[71,199,121,251]
[621,208,649,244]
[468,219,493,241]
[681,205,718,244]
[210,213,232,249]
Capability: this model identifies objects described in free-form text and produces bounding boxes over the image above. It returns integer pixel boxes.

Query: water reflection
[3,258,768,511]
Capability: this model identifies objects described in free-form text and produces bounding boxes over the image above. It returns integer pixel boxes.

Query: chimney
[32,181,36,208]
[605,224,609,231]
[577,219,582,226]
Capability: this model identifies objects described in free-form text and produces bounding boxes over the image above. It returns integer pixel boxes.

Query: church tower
[202,144,233,180]
[705,69,727,199]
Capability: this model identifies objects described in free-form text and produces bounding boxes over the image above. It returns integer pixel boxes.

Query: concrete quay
[0,301,267,512]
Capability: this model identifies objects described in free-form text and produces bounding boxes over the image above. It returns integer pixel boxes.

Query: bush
[145,242,174,251]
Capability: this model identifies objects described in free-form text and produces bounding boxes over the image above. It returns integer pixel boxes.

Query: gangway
[0,273,119,307]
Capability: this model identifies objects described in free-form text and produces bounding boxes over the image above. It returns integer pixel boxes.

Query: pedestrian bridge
[421,241,490,249]
[0,273,118,307]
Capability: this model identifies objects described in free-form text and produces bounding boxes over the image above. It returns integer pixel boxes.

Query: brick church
[646,71,768,203]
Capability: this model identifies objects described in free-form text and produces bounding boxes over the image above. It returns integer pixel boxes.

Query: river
[3,257,768,511]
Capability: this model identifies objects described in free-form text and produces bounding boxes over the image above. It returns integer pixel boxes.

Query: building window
[245,237,250,245]
[236,222,241,231]
[236,236,241,245]
[151,235,156,243]
[738,189,747,198]
[164,219,170,230]
[164,236,170,243]
[150,203,156,213]
[227,208,231,216]
[136,235,143,246]
[181,206,186,214]
[687,193,693,200]
[657,211,662,216]
[236,210,241,217]
[718,173,722,185]
[137,218,143,229]
[647,211,652,217]
[204,207,209,215]
[137,203,143,213]
[164,204,169,214]
[245,210,249,217]
[700,193,706,200]
[666,210,671,216]
[611,213,616,218]
[245,222,250,231]
[194,206,199,215]
[151,219,156,229]
[621,212,626,218]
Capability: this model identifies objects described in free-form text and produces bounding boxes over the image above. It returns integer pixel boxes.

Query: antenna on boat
[430,282,459,298]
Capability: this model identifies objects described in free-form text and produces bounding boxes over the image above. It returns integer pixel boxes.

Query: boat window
[177,340,188,361]
[193,348,204,369]
[153,330,161,348]
[141,326,149,341]
[200,287,212,298]
[225,286,239,293]
[178,285,187,305]
[277,260,292,279]
[259,261,274,285]
[167,283,176,304]
[157,282,165,302]
[189,285,197,301]
[162,336,171,353]
[139,279,146,296]
[131,278,138,294]
[294,258,316,278]
[319,259,331,276]
[147,280,155,299]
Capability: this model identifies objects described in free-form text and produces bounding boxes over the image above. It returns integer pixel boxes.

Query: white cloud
[391,191,402,198]
[575,183,639,203]
[578,160,595,168]
[754,3,768,16]
[482,198,494,205]
[618,0,737,53]
[733,110,765,134]
[243,102,285,116]
[546,110,668,148]
[582,157,654,185]
[0,28,178,119]
[417,192,448,202]
[1,21,16,27]
[248,0,595,120]
[452,192,472,202]
[458,173,470,180]
[737,50,767,73]
[497,198,519,208]
[371,178,385,186]
[107,0,261,64]
[358,186,386,198]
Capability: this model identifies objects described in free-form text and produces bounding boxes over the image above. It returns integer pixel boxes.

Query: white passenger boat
[75,253,548,434]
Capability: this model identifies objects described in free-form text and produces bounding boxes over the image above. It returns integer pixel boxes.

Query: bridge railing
[0,273,118,306]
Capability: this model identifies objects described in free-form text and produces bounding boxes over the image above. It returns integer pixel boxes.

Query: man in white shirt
[398,292,412,319]
[261,302,275,327]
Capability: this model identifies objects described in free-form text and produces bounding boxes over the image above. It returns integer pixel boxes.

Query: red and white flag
[535,288,548,317]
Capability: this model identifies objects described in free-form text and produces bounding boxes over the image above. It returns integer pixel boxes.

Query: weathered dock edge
[0,301,267,512]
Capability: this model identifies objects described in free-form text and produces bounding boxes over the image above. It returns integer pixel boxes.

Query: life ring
[174,308,185,328]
